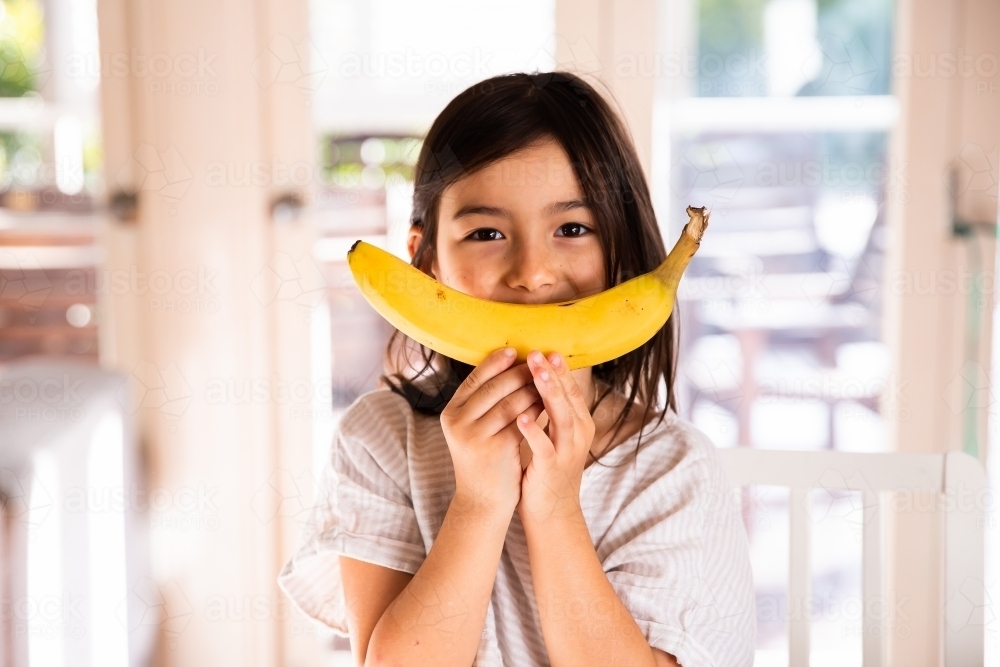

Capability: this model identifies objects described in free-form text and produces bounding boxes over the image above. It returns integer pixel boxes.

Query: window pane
[666,2,897,662]
[697,0,894,97]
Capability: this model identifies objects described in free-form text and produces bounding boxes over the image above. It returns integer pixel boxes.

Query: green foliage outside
[321,135,423,189]
[0,0,44,97]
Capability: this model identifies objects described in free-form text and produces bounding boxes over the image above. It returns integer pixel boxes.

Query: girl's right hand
[441,347,545,516]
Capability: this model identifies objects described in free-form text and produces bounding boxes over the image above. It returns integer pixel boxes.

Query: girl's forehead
[444,143,584,201]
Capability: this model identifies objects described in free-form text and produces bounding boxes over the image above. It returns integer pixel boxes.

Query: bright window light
[88,411,129,667]
[27,450,63,667]
[814,194,879,259]
[53,115,85,195]
[763,0,821,96]
[751,399,830,449]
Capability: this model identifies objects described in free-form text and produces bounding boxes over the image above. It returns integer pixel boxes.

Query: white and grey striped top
[277,386,756,666]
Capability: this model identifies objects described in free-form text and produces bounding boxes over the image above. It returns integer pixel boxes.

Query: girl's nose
[506,240,557,294]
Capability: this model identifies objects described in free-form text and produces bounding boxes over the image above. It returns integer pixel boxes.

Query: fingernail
[541,371,550,381]
[520,414,529,424]
[504,347,516,358]
[532,351,545,364]
[550,354,561,367]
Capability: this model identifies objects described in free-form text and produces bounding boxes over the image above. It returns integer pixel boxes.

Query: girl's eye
[468,228,504,242]
[557,223,590,238]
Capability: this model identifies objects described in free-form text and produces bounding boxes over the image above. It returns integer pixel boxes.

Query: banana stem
[654,205,710,287]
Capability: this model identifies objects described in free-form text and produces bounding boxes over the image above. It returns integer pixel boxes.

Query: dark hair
[377,70,679,469]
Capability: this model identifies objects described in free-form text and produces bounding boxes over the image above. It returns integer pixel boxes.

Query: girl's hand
[515,350,596,525]
[441,347,546,517]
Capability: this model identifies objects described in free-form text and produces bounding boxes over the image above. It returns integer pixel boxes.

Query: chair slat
[862,489,884,667]
[719,449,987,667]
[943,452,987,666]
[789,487,811,665]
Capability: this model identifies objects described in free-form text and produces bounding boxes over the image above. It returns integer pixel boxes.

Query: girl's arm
[339,557,413,667]
[521,507,671,667]
[361,489,512,667]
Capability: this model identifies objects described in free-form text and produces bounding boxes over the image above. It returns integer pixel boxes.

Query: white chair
[719,448,987,667]
[0,357,152,667]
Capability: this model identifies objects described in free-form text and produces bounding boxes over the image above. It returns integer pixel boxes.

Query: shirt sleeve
[601,420,756,667]
[276,389,426,636]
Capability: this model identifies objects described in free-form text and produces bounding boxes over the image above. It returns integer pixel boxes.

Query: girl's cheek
[459,250,505,286]
[444,259,498,297]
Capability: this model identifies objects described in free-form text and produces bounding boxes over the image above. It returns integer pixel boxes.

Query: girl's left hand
[515,350,596,525]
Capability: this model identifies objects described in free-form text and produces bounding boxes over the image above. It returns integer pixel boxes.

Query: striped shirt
[277,386,756,666]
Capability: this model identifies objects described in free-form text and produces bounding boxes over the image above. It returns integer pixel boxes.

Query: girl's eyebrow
[452,204,509,220]
[451,199,590,220]
[544,199,589,215]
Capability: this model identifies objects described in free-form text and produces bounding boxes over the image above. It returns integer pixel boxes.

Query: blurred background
[0,0,997,666]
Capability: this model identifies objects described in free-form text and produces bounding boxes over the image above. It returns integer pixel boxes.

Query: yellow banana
[347,205,709,370]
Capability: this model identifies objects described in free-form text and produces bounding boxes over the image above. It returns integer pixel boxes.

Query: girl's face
[409,137,606,305]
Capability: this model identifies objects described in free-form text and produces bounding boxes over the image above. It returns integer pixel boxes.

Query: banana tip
[349,239,362,255]
[684,206,709,243]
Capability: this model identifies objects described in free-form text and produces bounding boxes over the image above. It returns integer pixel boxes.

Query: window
[655,0,897,663]
[0,0,103,364]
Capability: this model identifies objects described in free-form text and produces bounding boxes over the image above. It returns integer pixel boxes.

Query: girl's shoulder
[335,387,419,455]
[661,412,727,465]
[342,385,413,419]
[616,409,734,493]
[620,408,723,463]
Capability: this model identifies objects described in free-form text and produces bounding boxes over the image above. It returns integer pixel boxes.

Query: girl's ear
[406,225,422,261]
[408,225,441,281]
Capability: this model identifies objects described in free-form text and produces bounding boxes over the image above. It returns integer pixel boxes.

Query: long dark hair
[376,70,679,469]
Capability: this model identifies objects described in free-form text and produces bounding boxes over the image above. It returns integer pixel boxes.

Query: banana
[347,205,709,370]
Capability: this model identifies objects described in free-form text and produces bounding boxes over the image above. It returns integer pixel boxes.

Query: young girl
[278,71,755,667]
